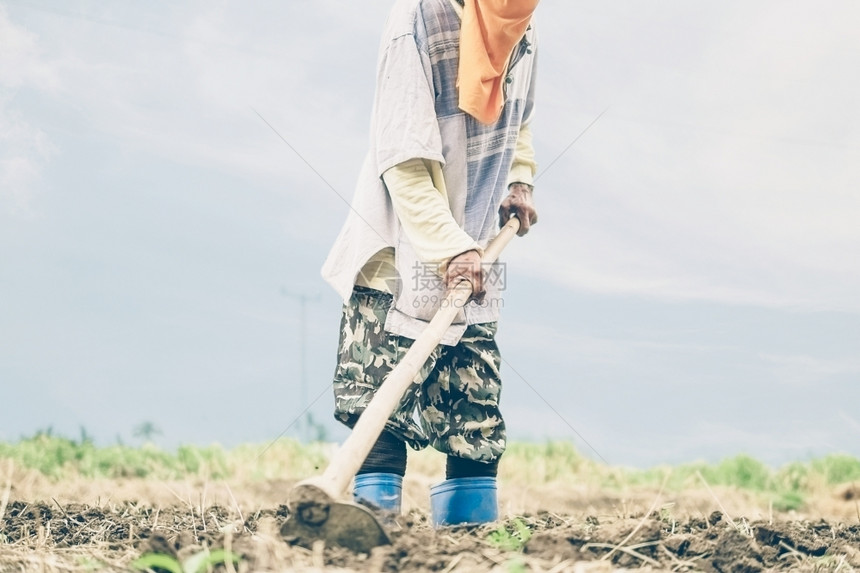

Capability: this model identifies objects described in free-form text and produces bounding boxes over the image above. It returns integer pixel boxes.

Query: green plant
[76,555,106,571]
[811,454,860,485]
[487,518,532,552]
[131,548,240,573]
[707,454,771,490]
[133,421,162,442]
[132,553,183,573]
[773,490,805,512]
[658,502,678,533]
[2,432,860,505]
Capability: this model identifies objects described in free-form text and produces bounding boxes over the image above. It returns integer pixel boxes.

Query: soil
[1,499,859,572]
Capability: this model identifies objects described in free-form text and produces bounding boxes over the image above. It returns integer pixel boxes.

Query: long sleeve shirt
[356,122,536,292]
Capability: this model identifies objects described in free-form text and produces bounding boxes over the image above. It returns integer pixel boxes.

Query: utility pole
[281,289,320,442]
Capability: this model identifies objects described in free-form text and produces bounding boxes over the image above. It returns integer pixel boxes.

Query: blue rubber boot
[430,477,498,527]
[353,472,403,513]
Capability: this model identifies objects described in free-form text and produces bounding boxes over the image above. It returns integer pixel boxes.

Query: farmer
[321,0,539,526]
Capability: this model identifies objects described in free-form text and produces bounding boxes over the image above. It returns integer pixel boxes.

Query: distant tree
[133,421,162,442]
[78,426,94,445]
[34,426,54,438]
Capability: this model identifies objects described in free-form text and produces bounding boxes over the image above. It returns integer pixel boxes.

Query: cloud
[840,411,860,435]
[6,2,389,192]
[759,353,860,387]
[527,1,860,312]
[1,0,857,466]
[5,1,858,307]
[0,6,58,212]
[0,6,57,89]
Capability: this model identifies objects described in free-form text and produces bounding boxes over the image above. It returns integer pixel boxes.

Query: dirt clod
[712,528,764,573]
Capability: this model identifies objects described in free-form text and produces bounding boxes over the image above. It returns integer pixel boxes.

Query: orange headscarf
[457,0,539,125]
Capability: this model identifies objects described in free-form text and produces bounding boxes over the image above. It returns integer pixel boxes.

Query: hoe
[280,215,521,553]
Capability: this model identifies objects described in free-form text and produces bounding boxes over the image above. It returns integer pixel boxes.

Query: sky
[1,0,858,469]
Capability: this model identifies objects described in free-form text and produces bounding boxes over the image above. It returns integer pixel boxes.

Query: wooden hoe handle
[301,215,521,500]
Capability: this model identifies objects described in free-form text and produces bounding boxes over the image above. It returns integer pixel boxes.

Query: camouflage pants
[332,286,506,462]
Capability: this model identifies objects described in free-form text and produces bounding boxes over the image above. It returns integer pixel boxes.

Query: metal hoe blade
[280,483,390,554]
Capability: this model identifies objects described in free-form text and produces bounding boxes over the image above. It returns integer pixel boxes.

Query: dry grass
[4,440,860,523]
[2,438,860,572]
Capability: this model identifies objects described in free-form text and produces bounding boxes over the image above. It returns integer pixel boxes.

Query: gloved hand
[499,182,538,236]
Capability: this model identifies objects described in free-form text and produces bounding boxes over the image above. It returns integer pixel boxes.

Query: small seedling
[487,518,532,552]
[76,556,105,572]
[131,554,183,573]
[659,503,677,534]
[131,548,240,573]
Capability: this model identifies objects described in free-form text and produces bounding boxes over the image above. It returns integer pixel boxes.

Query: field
[1,435,859,572]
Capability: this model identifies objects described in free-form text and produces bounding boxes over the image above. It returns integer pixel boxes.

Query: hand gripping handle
[297,215,521,501]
